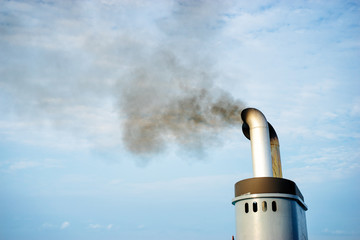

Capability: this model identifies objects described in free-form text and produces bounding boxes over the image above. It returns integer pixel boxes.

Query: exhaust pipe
[241,108,282,178]
[241,108,273,177]
[233,108,308,240]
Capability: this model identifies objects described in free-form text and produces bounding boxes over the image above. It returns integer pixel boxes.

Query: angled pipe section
[243,115,283,178]
[268,123,283,178]
[241,108,273,177]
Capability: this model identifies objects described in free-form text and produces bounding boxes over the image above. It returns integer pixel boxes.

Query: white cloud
[41,222,72,230]
[5,158,63,171]
[286,145,360,184]
[89,223,114,230]
[60,221,70,229]
[351,97,360,116]
[323,228,356,236]
[89,224,102,229]
[41,222,55,229]
[125,174,243,198]
[9,161,39,170]
[0,102,122,150]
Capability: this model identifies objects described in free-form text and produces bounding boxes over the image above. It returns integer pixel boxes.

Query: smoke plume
[117,1,245,155]
[1,0,246,154]
[119,51,245,155]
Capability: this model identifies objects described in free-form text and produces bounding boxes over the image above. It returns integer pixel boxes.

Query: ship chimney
[232,108,308,240]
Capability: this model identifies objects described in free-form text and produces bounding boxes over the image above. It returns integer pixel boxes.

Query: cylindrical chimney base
[232,177,308,240]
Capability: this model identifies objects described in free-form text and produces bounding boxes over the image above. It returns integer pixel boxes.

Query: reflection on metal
[268,123,283,178]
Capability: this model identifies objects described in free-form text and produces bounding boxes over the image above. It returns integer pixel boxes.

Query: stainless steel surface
[269,123,283,178]
[241,108,273,177]
[233,193,308,240]
[234,108,308,240]
[232,193,308,211]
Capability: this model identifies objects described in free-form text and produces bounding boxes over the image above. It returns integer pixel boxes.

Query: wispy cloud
[5,158,63,171]
[89,224,102,229]
[124,174,243,198]
[1,0,358,161]
[41,222,55,229]
[323,228,357,236]
[89,223,114,230]
[60,221,70,229]
[9,161,39,170]
[41,222,71,230]
[287,145,360,184]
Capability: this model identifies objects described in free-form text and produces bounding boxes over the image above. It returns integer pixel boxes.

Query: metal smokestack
[241,109,283,178]
[232,108,308,240]
[241,108,273,177]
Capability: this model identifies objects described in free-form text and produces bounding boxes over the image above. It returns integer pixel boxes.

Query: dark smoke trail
[119,52,245,155]
[117,1,245,155]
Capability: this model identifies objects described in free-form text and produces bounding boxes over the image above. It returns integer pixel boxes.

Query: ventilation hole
[272,201,277,212]
[253,202,258,212]
[262,201,267,212]
[245,203,249,213]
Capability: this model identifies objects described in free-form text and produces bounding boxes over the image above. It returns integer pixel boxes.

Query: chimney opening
[253,202,258,212]
[262,201,267,212]
[272,201,277,212]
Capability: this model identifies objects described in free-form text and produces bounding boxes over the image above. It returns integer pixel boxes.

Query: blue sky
[0,0,359,239]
